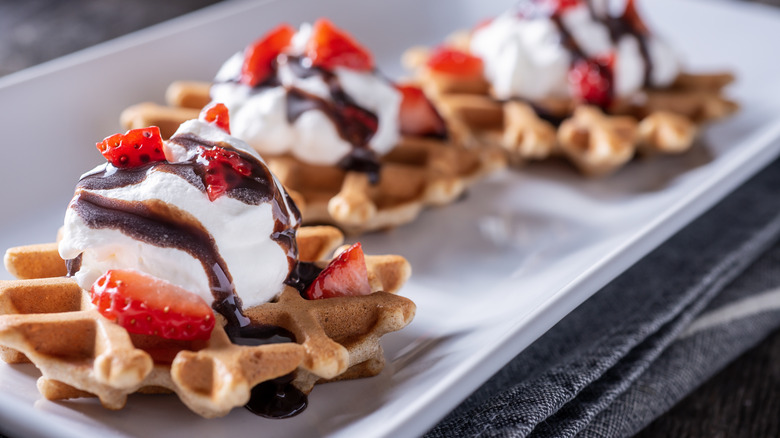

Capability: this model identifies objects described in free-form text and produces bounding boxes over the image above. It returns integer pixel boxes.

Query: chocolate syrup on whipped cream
[226,54,384,182]
[550,14,587,60]
[68,133,309,418]
[600,6,652,88]
[284,56,379,147]
[70,191,244,322]
[545,0,654,105]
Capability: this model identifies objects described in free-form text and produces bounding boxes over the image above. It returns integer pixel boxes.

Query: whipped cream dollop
[59,119,300,310]
[470,2,680,101]
[210,23,402,167]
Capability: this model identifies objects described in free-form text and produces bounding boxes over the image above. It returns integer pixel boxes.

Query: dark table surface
[1,0,778,436]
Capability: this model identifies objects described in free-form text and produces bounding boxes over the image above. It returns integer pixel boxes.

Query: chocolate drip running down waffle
[0,225,414,418]
[402,32,739,177]
[121,82,507,234]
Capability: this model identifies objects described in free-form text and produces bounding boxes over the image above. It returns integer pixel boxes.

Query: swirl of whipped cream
[59,119,300,310]
[210,23,401,167]
[470,2,680,101]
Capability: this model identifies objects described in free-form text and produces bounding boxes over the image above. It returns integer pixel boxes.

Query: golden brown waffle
[121,81,506,234]
[403,41,738,177]
[0,225,414,418]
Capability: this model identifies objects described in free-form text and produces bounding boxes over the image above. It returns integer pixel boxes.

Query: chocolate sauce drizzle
[600,4,652,88]
[226,54,384,183]
[68,134,313,418]
[542,0,655,109]
[550,14,587,60]
[284,261,324,297]
[71,191,245,323]
[169,133,302,271]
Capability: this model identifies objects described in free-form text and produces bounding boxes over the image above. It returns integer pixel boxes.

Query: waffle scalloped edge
[120,81,507,234]
[0,225,415,418]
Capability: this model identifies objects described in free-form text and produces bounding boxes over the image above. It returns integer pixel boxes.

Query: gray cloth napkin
[427,156,780,438]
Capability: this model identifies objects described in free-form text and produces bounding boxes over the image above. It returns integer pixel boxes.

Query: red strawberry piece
[90,269,215,341]
[305,242,371,300]
[200,102,231,133]
[241,23,296,87]
[622,0,649,35]
[426,46,483,78]
[568,54,615,109]
[197,146,252,201]
[96,126,166,168]
[306,18,374,71]
[548,0,583,14]
[397,84,447,138]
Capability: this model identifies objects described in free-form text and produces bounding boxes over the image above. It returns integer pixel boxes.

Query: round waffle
[121,81,506,234]
[402,35,738,177]
[0,225,414,418]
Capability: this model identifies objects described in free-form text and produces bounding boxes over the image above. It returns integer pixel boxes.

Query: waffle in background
[402,34,738,177]
[121,81,507,234]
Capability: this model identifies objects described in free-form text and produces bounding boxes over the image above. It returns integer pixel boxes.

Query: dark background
[1,0,778,436]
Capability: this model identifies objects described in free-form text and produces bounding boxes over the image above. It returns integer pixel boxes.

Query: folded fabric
[426,156,780,438]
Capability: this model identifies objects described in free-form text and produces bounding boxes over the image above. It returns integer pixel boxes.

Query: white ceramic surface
[1,0,779,437]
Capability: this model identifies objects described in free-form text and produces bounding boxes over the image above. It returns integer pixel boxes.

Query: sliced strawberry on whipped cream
[198,145,253,201]
[469,0,680,103]
[199,102,231,133]
[426,46,484,78]
[569,54,615,108]
[240,24,296,87]
[398,84,447,138]
[96,126,165,168]
[90,269,216,341]
[306,18,374,71]
[305,243,371,300]
[210,20,401,170]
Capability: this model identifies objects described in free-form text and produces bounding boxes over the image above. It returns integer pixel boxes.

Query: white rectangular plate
[1,0,779,437]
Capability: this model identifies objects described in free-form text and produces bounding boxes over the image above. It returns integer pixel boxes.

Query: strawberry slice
[305,243,371,300]
[533,0,582,16]
[90,270,215,341]
[426,46,483,78]
[241,24,296,87]
[398,84,447,138]
[96,126,166,168]
[200,102,231,133]
[306,18,374,71]
[197,146,252,201]
[550,0,583,14]
[568,54,615,109]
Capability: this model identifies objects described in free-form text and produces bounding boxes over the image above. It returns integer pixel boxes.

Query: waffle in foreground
[0,226,414,418]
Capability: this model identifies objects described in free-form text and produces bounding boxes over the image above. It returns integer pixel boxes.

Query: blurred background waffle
[403,35,737,177]
[120,82,506,234]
